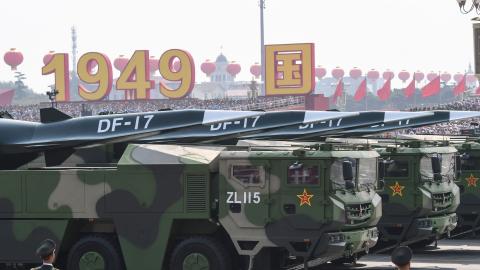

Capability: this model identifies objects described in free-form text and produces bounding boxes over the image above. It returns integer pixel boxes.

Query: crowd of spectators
[0,96,304,122]
[402,97,480,135]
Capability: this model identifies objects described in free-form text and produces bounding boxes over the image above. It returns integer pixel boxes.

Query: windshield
[420,153,455,182]
[358,158,378,189]
[330,157,377,190]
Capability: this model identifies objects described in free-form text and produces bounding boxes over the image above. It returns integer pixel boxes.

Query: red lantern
[414,71,425,83]
[382,70,394,80]
[398,70,410,82]
[201,60,216,76]
[315,66,326,79]
[227,62,241,77]
[43,50,55,65]
[4,48,23,70]
[367,69,380,81]
[149,56,159,72]
[331,67,344,79]
[250,62,261,78]
[114,55,129,71]
[427,71,438,81]
[440,72,451,83]
[349,67,362,80]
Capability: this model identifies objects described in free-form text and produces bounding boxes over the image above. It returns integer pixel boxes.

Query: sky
[0,0,476,93]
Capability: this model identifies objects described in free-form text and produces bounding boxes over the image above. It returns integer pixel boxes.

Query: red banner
[354,78,367,101]
[421,76,440,98]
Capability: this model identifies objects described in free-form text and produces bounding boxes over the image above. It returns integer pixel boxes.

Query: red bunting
[377,79,391,101]
[332,79,343,102]
[453,75,466,96]
[404,76,416,98]
[354,78,367,101]
[421,76,440,98]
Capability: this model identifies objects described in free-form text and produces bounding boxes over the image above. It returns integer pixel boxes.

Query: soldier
[391,246,412,270]
[31,239,59,270]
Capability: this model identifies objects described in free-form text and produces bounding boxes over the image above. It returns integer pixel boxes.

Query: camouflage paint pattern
[374,144,459,247]
[453,142,480,235]
[0,143,382,269]
[218,148,381,261]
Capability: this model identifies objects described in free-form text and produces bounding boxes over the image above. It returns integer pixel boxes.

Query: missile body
[337,111,480,137]
[0,108,263,155]
[139,110,358,144]
[242,111,433,140]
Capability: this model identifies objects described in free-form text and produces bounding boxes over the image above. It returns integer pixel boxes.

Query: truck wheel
[170,237,231,270]
[67,235,124,270]
[409,238,435,250]
[330,256,357,265]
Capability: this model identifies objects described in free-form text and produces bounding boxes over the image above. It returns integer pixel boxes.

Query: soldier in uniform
[391,245,412,270]
[31,239,59,270]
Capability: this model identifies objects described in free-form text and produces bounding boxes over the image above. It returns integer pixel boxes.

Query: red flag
[404,76,416,98]
[476,84,480,95]
[332,79,343,102]
[453,75,466,96]
[421,76,440,98]
[354,78,367,101]
[377,79,391,101]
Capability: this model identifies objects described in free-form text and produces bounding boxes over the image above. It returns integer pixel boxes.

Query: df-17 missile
[138,110,359,144]
[241,111,433,140]
[336,110,480,137]
[0,107,263,166]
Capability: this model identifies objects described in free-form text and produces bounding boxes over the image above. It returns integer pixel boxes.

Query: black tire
[170,236,231,270]
[330,256,357,265]
[409,238,435,250]
[67,235,124,270]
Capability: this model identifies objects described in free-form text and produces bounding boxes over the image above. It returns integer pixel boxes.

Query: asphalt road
[314,239,480,270]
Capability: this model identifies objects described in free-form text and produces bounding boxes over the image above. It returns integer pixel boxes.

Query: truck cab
[453,141,480,237]
[374,141,459,250]
[221,142,381,267]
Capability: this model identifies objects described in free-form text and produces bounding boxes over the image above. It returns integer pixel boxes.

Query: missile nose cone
[202,110,265,124]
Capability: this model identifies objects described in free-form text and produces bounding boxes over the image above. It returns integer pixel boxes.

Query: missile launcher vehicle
[0,141,382,270]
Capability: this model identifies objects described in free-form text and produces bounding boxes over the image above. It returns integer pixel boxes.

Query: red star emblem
[466,174,478,187]
[297,188,314,206]
[389,181,405,197]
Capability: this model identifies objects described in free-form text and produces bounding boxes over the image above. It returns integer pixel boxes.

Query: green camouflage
[373,143,459,249]
[453,141,480,236]
[0,143,382,269]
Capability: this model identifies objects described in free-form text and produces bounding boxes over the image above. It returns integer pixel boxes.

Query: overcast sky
[0,0,475,93]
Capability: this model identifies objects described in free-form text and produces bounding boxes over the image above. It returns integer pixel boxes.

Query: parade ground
[316,239,480,270]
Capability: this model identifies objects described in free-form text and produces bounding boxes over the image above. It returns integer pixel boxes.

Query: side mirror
[342,160,354,181]
[377,179,385,191]
[431,156,442,181]
[455,155,462,178]
[379,161,385,180]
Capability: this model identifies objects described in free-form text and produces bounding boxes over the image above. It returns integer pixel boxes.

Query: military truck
[452,141,480,237]
[373,141,459,250]
[0,142,381,270]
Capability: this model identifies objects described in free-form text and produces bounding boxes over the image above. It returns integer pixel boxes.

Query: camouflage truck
[0,143,381,270]
[452,141,480,237]
[373,141,459,250]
